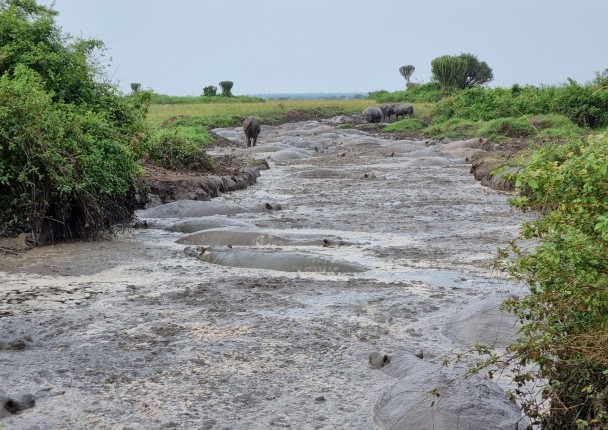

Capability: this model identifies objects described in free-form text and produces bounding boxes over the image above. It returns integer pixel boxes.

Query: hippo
[242,116,261,147]
[381,104,395,121]
[362,106,383,123]
[392,103,414,120]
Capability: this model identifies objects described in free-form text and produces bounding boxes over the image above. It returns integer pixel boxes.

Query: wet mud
[0,119,528,429]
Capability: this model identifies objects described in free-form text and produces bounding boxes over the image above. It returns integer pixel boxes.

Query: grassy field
[146,99,374,127]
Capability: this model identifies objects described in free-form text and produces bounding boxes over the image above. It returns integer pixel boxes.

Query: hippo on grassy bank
[381,103,414,121]
[381,104,395,121]
[392,103,414,120]
[243,116,261,147]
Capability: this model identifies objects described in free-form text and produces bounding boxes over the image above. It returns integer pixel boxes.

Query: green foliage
[459,53,494,88]
[0,0,148,241]
[219,80,233,97]
[139,92,263,105]
[431,54,468,91]
[424,118,482,139]
[368,82,443,103]
[589,68,608,89]
[383,118,425,133]
[399,65,415,85]
[202,85,217,97]
[432,84,608,129]
[477,117,537,141]
[497,133,608,429]
[431,53,494,92]
[146,129,214,172]
[156,116,213,146]
[130,82,141,93]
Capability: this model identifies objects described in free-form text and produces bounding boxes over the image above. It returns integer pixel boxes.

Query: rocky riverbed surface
[0,118,529,429]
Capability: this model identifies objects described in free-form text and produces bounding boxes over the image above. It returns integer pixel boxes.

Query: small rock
[414,349,424,359]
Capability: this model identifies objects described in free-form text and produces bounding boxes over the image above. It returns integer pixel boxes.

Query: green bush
[530,114,585,140]
[368,82,442,103]
[432,84,608,129]
[147,130,214,172]
[0,0,148,241]
[496,133,608,429]
[156,116,213,147]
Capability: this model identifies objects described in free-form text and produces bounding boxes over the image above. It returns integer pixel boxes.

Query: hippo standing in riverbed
[243,116,261,147]
[362,106,383,123]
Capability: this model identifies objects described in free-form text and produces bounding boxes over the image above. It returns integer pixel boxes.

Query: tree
[219,80,233,97]
[130,82,141,93]
[431,55,468,92]
[459,53,494,88]
[0,0,149,243]
[590,68,608,89]
[431,53,493,92]
[202,85,217,97]
[399,65,415,86]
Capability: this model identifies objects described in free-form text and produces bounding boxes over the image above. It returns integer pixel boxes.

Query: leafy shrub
[0,1,148,242]
[432,84,608,129]
[496,133,608,429]
[530,114,584,140]
[368,82,442,103]
[147,130,214,172]
[552,80,608,128]
[156,116,213,147]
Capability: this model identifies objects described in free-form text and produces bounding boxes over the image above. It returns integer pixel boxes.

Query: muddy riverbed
[0,119,528,429]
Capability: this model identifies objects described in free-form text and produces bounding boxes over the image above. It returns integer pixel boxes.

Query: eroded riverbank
[1,119,527,429]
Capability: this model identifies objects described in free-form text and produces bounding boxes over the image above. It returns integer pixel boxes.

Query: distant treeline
[253,93,368,100]
[138,93,265,104]
[132,92,369,104]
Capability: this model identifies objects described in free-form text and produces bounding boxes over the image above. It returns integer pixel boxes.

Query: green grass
[147,99,372,127]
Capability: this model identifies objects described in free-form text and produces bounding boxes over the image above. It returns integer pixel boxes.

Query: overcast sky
[38,0,608,96]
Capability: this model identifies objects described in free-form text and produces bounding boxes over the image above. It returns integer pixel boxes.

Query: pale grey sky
[39,0,608,96]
